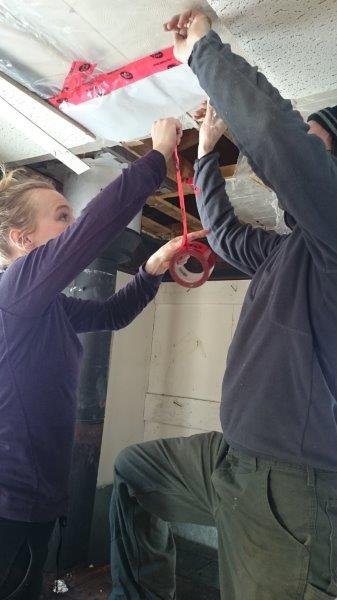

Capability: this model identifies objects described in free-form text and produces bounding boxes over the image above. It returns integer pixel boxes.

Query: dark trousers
[0,517,55,600]
[110,432,337,600]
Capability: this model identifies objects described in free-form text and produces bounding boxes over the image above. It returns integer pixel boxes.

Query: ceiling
[0,0,336,163]
[0,0,336,255]
[209,0,337,98]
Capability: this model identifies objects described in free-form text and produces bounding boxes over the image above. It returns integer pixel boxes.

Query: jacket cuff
[189,30,224,71]
[139,264,164,285]
[194,152,220,180]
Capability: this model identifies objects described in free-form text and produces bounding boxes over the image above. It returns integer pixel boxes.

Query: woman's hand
[164,10,211,63]
[145,229,209,276]
[151,118,183,162]
[197,101,228,159]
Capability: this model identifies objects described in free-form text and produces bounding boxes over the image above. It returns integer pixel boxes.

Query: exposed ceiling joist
[147,195,201,231]
[141,216,172,240]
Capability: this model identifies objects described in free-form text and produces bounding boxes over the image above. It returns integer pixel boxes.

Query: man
[109,11,337,599]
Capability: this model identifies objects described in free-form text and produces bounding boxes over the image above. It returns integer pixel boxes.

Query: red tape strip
[49,48,180,107]
[169,147,215,288]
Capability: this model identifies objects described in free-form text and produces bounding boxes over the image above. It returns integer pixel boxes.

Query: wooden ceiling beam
[147,195,201,231]
[122,140,194,186]
[141,216,172,240]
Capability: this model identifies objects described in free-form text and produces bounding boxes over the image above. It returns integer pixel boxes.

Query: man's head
[307,105,337,154]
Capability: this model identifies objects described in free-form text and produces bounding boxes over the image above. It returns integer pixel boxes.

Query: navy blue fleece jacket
[191,31,337,469]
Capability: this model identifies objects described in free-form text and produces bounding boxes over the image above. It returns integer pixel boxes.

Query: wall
[97,271,156,486]
[98,277,249,479]
[144,279,249,441]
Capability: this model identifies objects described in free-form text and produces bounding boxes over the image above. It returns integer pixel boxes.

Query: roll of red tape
[169,241,215,288]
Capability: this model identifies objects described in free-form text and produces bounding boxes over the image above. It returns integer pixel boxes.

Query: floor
[42,538,220,599]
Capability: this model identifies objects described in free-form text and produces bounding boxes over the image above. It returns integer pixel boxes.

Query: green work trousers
[110,432,337,599]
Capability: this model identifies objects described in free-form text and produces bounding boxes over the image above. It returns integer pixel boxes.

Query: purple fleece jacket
[0,150,166,522]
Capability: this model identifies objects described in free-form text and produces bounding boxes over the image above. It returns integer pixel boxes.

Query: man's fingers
[178,10,194,29]
[164,11,191,31]
[164,14,179,31]
[165,10,204,31]
[165,10,212,32]
[193,109,206,121]
[187,229,209,240]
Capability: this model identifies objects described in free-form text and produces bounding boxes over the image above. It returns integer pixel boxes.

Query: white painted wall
[97,277,249,486]
[144,279,249,440]
[97,271,156,486]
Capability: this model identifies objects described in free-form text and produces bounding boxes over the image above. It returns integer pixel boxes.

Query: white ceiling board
[209,0,337,98]
[0,121,50,163]
[0,70,94,164]
[0,74,94,148]
[295,88,337,120]
[0,95,89,173]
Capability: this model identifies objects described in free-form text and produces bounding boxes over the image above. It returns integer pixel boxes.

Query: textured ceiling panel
[209,0,337,98]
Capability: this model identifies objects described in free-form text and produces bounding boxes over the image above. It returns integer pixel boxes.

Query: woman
[0,117,206,599]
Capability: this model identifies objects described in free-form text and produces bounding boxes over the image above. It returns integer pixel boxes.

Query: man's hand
[197,101,228,159]
[151,118,182,162]
[164,11,211,63]
[145,229,209,275]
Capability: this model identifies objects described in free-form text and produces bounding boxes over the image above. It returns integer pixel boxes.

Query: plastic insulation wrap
[0,0,207,139]
[227,154,290,234]
[0,0,119,98]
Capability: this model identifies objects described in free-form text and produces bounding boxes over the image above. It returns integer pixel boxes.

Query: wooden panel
[178,128,200,151]
[143,421,207,441]
[144,394,221,432]
[149,302,233,401]
[220,164,236,178]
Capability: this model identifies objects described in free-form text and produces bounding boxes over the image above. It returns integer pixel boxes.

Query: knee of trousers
[114,444,143,487]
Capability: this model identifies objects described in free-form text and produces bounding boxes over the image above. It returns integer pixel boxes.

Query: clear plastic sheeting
[226,154,290,234]
[0,0,214,99]
[0,0,207,139]
[0,0,121,98]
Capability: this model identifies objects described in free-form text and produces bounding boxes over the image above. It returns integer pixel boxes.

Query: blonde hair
[0,164,55,267]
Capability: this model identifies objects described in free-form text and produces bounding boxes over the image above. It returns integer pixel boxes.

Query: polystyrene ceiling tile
[295,87,337,119]
[209,0,337,98]
[0,121,54,162]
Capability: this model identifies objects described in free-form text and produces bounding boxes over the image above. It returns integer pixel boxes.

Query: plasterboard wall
[97,271,156,487]
[144,279,249,440]
[97,277,249,486]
